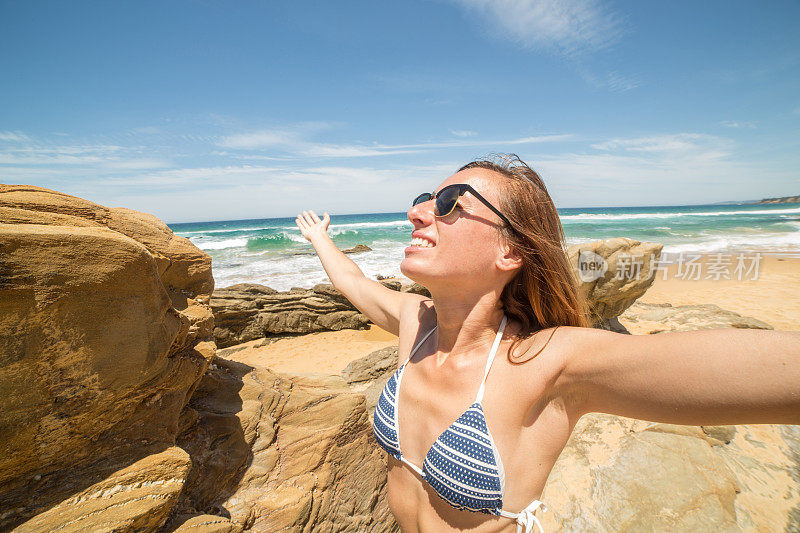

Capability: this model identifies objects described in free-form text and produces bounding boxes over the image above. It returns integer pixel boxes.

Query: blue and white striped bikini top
[373,314,547,533]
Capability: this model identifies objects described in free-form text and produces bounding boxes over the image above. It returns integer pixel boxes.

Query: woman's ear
[497,243,523,273]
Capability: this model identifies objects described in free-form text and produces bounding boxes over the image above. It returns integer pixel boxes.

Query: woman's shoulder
[504,323,614,371]
[394,297,436,366]
[504,325,617,419]
[398,296,435,329]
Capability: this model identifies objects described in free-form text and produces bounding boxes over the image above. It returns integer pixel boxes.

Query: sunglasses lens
[435,187,460,216]
[412,193,432,206]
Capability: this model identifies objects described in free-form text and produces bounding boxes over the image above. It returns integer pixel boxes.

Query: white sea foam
[560,206,800,222]
[285,231,307,243]
[210,239,408,290]
[177,225,279,235]
[329,220,412,229]
[192,237,249,250]
[327,228,359,236]
[661,230,800,255]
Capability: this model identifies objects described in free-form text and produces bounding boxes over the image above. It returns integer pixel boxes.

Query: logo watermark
[576,251,763,282]
[577,250,608,282]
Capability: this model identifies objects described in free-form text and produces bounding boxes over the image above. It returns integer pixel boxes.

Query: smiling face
[401,168,519,291]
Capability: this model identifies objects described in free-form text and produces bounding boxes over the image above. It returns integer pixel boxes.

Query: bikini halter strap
[405,324,438,365]
[475,313,507,404]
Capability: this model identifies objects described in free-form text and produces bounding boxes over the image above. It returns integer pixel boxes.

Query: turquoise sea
[169,203,800,291]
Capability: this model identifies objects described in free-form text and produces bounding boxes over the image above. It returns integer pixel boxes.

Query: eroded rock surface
[342,244,372,254]
[0,185,216,530]
[211,283,376,348]
[539,417,800,532]
[342,345,399,417]
[566,237,663,325]
[13,447,192,533]
[168,356,396,532]
[619,301,774,334]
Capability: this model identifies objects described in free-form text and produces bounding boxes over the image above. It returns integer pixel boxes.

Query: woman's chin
[399,259,427,284]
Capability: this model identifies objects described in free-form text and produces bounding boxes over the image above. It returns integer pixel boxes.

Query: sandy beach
[221,253,800,376]
[636,254,800,331]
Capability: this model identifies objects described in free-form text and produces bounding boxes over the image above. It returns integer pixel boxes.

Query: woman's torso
[386,301,578,533]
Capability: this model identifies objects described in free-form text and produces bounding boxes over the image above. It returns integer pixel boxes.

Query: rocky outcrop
[539,417,800,532]
[619,301,774,334]
[167,356,396,532]
[13,447,192,533]
[342,244,372,254]
[1,185,394,532]
[0,185,216,530]
[211,283,374,348]
[566,237,663,326]
[342,345,399,418]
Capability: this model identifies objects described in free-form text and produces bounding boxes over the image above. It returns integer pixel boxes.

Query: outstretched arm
[295,209,419,336]
[560,326,800,425]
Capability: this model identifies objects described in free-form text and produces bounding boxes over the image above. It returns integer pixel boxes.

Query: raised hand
[295,210,331,243]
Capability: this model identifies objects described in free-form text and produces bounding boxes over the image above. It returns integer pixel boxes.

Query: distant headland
[750,194,800,204]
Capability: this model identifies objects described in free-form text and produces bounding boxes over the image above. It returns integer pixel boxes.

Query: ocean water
[169,203,800,291]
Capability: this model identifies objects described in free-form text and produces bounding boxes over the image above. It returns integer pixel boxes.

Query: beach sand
[223,253,800,375]
[636,254,800,331]
[220,323,399,375]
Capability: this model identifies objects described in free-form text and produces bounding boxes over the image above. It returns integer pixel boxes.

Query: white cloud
[218,122,336,149]
[451,130,478,137]
[104,165,279,188]
[0,131,31,142]
[218,130,301,149]
[87,162,459,194]
[527,145,787,207]
[129,126,162,135]
[218,129,572,158]
[591,133,733,160]
[579,69,641,92]
[451,0,622,55]
[61,162,460,222]
[0,142,171,171]
[720,120,757,129]
[11,125,791,223]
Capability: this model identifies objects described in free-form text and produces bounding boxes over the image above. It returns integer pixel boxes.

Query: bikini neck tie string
[515,501,547,533]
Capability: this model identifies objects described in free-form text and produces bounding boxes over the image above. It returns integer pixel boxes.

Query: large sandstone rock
[566,237,663,325]
[13,447,191,533]
[211,282,386,348]
[0,185,215,530]
[342,345,399,418]
[539,417,800,532]
[619,301,774,334]
[167,356,396,532]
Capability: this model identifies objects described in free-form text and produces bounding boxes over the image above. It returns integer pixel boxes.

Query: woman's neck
[425,295,508,367]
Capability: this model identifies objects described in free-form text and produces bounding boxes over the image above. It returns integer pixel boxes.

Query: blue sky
[1,0,798,223]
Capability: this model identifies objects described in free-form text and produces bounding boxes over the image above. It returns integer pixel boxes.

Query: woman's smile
[406,234,437,252]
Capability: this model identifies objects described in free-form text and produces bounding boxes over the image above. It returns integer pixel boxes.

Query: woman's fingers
[296,210,328,231]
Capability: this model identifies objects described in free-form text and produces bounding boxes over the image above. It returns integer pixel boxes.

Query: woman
[295,154,800,533]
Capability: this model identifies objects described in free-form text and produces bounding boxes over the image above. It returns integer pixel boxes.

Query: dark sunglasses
[412,183,514,230]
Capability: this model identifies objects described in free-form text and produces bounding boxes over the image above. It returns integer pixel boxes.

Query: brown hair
[458,153,590,364]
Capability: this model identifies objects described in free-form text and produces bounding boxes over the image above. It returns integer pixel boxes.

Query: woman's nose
[408,198,435,226]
